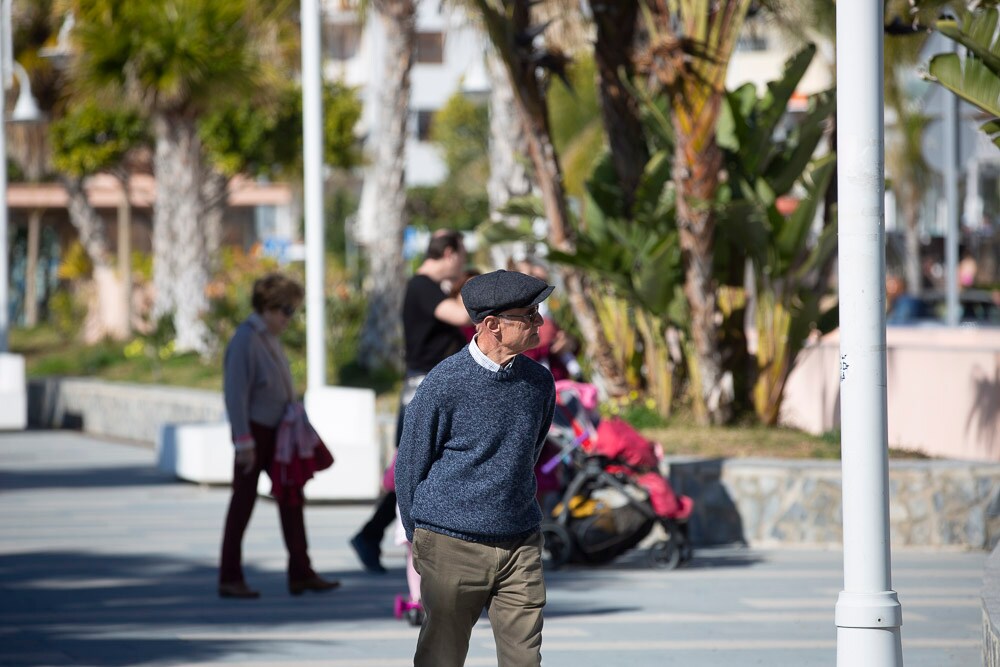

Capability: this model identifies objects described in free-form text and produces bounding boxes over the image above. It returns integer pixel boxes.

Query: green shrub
[602,392,668,430]
[49,290,86,339]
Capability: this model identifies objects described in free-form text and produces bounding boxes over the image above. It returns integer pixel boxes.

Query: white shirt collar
[469,335,514,372]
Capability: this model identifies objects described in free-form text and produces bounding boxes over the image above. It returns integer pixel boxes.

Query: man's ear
[483,316,502,337]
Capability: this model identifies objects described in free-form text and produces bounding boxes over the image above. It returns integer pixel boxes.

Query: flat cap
[461,269,554,322]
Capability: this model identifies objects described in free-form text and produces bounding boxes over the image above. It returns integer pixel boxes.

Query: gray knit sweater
[223,313,295,443]
[395,347,556,543]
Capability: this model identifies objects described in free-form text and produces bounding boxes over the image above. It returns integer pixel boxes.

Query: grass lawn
[12,326,224,390]
[10,325,926,460]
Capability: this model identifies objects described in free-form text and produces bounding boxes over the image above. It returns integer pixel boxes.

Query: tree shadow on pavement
[0,465,175,492]
[0,543,767,666]
[0,550,415,667]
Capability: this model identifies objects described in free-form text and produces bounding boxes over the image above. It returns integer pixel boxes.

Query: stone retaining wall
[28,378,225,444]
[668,457,1000,550]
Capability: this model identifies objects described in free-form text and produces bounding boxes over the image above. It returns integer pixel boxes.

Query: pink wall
[781,327,1000,461]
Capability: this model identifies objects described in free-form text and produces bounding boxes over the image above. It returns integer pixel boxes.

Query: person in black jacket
[350,230,471,573]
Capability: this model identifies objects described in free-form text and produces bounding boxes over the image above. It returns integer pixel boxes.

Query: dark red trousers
[219,421,315,584]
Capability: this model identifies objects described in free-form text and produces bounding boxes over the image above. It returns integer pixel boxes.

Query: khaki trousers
[412,528,545,667]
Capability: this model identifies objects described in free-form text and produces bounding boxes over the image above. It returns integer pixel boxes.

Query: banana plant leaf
[719,46,834,208]
[936,11,1000,75]
[925,7,1000,148]
[718,45,818,178]
[927,51,1000,117]
[765,90,835,196]
[773,153,836,271]
[981,118,1000,148]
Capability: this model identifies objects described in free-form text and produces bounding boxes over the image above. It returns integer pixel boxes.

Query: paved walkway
[0,431,986,666]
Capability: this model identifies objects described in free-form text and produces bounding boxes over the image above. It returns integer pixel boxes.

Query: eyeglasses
[497,306,542,322]
[280,305,297,317]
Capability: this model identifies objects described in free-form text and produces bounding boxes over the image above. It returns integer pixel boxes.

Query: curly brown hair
[251,273,304,313]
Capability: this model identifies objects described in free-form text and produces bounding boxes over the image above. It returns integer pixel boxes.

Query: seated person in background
[886,273,927,325]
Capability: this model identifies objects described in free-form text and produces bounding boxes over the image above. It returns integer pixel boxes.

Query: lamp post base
[836,590,903,667]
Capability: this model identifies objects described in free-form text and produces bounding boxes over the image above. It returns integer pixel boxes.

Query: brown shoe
[289,575,341,596]
[218,581,260,599]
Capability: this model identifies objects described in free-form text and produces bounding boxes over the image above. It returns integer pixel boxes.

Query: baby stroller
[538,383,693,570]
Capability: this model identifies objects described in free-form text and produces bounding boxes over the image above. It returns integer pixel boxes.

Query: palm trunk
[902,194,922,295]
[358,0,416,373]
[472,0,628,396]
[201,170,229,275]
[115,173,133,335]
[514,81,629,396]
[591,0,647,215]
[152,113,211,354]
[486,50,533,269]
[674,136,732,424]
[24,209,42,327]
[62,176,112,268]
[61,177,130,341]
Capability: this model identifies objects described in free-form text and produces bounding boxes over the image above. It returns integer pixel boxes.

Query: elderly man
[395,269,557,667]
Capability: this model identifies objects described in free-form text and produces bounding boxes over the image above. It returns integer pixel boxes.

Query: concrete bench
[156,385,381,501]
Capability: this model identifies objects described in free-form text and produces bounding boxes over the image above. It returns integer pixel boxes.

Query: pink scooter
[394,595,425,626]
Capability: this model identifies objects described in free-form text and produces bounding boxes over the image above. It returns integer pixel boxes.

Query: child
[383,454,424,625]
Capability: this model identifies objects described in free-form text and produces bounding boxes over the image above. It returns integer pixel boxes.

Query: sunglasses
[280,305,297,317]
[497,306,541,322]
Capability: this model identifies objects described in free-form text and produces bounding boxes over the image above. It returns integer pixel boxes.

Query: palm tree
[50,103,149,339]
[70,0,283,354]
[638,0,752,424]
[357,0,419,373]
[464,0,630,396]
[485,50,533,269]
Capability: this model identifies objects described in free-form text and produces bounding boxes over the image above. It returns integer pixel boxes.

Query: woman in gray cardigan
[218,273,338,599]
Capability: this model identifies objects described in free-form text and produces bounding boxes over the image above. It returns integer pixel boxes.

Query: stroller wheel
[541,523,573,569]
[648,539,681,570]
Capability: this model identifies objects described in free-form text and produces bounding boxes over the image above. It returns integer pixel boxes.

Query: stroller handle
[540,432,589,474]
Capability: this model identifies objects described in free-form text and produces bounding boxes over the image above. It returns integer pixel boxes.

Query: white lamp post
[301,0,325,392]
[834,0,903,664]
[1,0,40,429]
[295,0,380,502]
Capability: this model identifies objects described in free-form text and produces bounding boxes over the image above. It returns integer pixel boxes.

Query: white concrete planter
[155,385,381,501]
[156,422,234,484]
[0,354,27,430]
